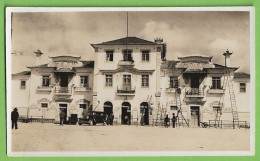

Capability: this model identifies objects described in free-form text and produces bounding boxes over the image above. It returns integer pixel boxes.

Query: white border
[6,7,255,157]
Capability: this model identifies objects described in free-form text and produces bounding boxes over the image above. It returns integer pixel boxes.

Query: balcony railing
[36,86,53,92]
[165,87,176,93]
[74,86,92,92]
[185,88,204,97]
[117,86,136,95]
[118,60,135,66]
[54,86,71,95]
[208,88,225,94]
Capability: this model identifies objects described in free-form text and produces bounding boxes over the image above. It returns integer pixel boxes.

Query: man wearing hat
[11,108,19,129]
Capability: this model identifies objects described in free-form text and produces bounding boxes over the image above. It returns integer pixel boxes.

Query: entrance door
[60,74,68,87]
[121,102,131,125]
[104,101,113,116]
[140,102,149,125]
[59,104,68,123]
[190,106,200,127]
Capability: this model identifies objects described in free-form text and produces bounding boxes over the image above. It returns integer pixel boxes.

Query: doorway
[190,106,200,127]
[121,102,131,125]
[104,101,113,116]
[190,74,200,95]
[140,102,149,125]
[60,74,69,87]
[59,104,68,123]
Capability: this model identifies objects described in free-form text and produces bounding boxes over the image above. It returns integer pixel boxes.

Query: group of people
[104,113,114,126]
[164,113,176,128]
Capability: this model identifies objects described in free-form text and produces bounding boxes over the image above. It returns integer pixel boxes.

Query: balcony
[117,86,135,96]
[74,86,92,92]
[118,60,135,66]
[208,88,225,94]
[36,86,52,92]
[54,86,71,95]
[185,88,204,98]
[165,87,176,93]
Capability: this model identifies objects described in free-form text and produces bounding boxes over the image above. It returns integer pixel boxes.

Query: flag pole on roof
[126,11,128,49]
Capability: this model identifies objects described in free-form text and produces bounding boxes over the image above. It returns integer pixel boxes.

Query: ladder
[214,74,239,128]
[227,76,239,127]
[175,89,189,127]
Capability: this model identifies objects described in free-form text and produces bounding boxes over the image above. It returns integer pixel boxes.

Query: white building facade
[11,37,250,127]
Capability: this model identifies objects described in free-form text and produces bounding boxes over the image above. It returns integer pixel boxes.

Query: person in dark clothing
[172,113,176,128]
[140,113,145,126]
[11,108,19,129]
[164,114,169,128]
[59,109,65,126]
[110,114,114,126]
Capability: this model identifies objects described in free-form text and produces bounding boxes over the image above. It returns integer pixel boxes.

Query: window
[123,49,132,61]
[212,77,221,89]
[141,75,149,87]
[80,76,89,87]
[41,103,48,108]
[79,104,87,109]
[42,76,50,87]
[142,50,150,61]
[105,75,113,87]
[240,83,246,92]
[106,50,113,61]
[157,47,161,52]
[94,47,99,52]
[20,80,26,89]
[170,76,179,88]
[170,106,178,110]
[123,75,131,87]
[213,106,220,113]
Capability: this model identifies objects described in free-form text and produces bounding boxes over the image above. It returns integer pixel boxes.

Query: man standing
[59,109,65,126]
[164,114,169,128]
[172,113,176,128]
[11,108,19,129]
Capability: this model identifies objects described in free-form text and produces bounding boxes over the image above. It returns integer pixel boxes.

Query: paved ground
[11,123,250,152]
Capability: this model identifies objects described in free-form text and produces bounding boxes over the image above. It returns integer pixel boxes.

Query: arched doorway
[121,102,131,125]
[140,102,149,125]
[104,101,113,116]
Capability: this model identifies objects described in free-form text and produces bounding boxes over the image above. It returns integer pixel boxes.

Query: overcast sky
[11,11,250,74]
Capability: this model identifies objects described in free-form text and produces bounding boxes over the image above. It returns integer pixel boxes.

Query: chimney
[223,49,232,67]
[154,37,163,44]
[34,49,43,66]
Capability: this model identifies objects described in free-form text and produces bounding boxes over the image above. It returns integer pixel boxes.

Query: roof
[92,36,157,46]
[80,61,94,68]
[12,71,31,76]
[161,60,180,69]
[27,64,54,68]
[234,72,250,79]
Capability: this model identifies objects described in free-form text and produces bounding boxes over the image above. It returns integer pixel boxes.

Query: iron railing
[117,86,135,94]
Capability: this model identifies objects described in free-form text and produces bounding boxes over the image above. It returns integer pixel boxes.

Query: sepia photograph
[6,7,255,156]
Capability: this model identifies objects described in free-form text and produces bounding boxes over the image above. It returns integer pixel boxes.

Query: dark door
[144,107,149,125]
[60,74,68,87]
[70,114,78,125]
[121,107,131,125]
[190,74,200,88]
[190,106,200,127]
[59,104,67,123]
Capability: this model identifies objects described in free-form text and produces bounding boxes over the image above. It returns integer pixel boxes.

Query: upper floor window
[240,83,246,93]
[79,104,87,109]
[142,50,150,61]
[157,47,162,52]
[123,49,133,61]
[141,75,149,87]
[42,76,50,87]
[212,77,221,89]
[80,76,89,87]
[106,50,113,61]
[41,103,48,108]
[105,75,113,87]
[170,76,178,88]
[20,80,26,89]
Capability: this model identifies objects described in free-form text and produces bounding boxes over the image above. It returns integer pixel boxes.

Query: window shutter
[167,76,170,88]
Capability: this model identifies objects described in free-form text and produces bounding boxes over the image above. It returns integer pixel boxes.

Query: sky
[11,11,250,74]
